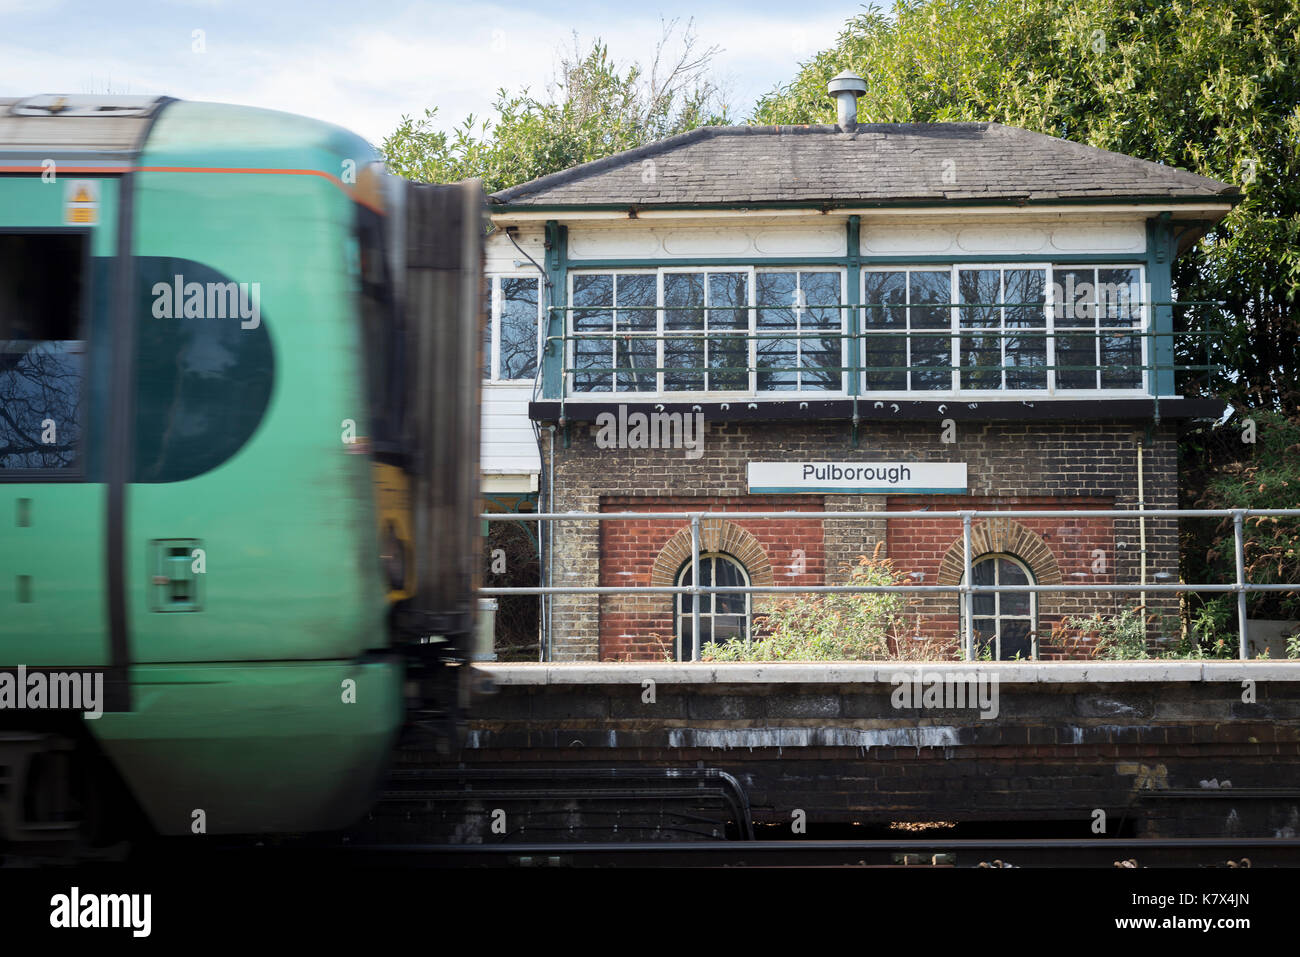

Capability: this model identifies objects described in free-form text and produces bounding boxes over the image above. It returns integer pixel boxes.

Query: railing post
[690,514,702,662]
[962,512,974,661]
[1234,509,1248,660]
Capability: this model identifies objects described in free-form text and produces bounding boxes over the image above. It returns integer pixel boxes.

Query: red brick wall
[886,495,1118,658]
[598,495,826,661]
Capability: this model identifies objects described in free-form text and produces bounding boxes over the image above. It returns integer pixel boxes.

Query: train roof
[0,95,170,155]
[0,95,377,170]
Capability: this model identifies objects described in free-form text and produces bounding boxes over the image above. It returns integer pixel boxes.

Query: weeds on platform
[1062,605,1238,660]
[701,544,950,662]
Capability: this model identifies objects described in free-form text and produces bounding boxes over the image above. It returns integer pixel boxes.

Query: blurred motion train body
[0,95,484,851]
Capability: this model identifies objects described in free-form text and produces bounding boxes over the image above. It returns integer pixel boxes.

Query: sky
[0,0,860,147]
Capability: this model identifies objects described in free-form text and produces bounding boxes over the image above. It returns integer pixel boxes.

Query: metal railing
[542,301,1219,405]
[481,507,1300,663]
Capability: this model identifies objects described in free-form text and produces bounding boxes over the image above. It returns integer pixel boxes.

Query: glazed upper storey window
[559,264,1147,398]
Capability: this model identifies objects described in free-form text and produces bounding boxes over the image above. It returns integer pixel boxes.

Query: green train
[0,95,484,850]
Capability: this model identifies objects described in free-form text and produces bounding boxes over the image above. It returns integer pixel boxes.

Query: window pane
[909,270,951,391]
[0,234,86,470]
[800,271,842,392]
[1001,590,1031,617]
[1098,268,1142,388]
[1000,620,1032,660]
[664,273,704,391]
[1097,268,1141,328]
[1053,268,1097,389]
[998,559,1031,616]
[1056,268,1097,325]
[1003,269,1046,389]
[959,269,1001,389]
[678,617,696,660]
[615,273,656,393]
[998,558,1028,586]
[571,274,612,392]
[972,559,994,618]
[714,557,747,614]
[712,615,746,642]
[707,272,748,391]
[862,271,906,391]
[1056,333,1097,390]
[499,277,539,380]
[756,272,797,391]
[1101,331,1142,390]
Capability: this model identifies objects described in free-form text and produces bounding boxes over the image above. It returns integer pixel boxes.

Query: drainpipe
[1137,437,1147,629]
[546,424,556,662]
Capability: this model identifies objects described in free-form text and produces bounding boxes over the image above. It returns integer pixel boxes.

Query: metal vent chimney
[827,70,867,131]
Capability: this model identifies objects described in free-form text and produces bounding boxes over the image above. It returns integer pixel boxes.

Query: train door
[0,175,118,675]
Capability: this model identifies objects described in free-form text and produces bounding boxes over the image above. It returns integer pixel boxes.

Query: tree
[753,0,1300,414]
[1181,408,1300,629]
[382,18,732,195]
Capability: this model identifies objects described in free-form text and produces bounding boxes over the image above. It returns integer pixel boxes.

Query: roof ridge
[490,122,1002,203]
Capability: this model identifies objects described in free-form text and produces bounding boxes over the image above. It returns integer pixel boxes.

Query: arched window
[963,554,1036,660]
[676,553,751,661]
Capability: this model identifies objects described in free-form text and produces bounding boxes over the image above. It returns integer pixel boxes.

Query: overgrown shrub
[1064,606,1234,660]
[701,546,951,662]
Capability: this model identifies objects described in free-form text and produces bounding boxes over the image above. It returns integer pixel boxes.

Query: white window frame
[1050,264,1149,393]
[858,263,1149,399]
[961,553,1038,661]
[565,266,849,399]
[675,552,752,661]
[565,268,659,395]
[753,267,848,395]
[484,274,545,384]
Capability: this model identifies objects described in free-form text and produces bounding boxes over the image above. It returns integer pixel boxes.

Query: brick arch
[649,520,774,587]
[935,518,1063,586]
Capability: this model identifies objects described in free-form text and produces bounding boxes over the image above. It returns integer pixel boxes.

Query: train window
[963,554,1036,660]
[133,257,275,482]
[0,232,87,472]
[676,553,751,661]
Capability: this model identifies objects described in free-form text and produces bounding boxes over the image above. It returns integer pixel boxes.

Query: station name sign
[747,461,967,494]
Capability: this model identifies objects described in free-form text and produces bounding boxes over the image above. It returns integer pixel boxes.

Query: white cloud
[0,4,851,146]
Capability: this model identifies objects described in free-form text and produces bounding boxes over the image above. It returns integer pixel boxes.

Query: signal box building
[479,75,1239,662]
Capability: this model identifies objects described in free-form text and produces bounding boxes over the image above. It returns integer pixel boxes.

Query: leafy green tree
[1182,409,1300,625]
[382,19,731,194]
[754,0,1300,413]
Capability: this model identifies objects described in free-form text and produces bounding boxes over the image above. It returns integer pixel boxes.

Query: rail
[480,508,1300,662]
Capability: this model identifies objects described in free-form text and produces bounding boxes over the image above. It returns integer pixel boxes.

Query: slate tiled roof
[490,123,1238,208]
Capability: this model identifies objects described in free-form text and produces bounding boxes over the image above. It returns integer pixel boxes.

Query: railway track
[266,836,1300,868]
